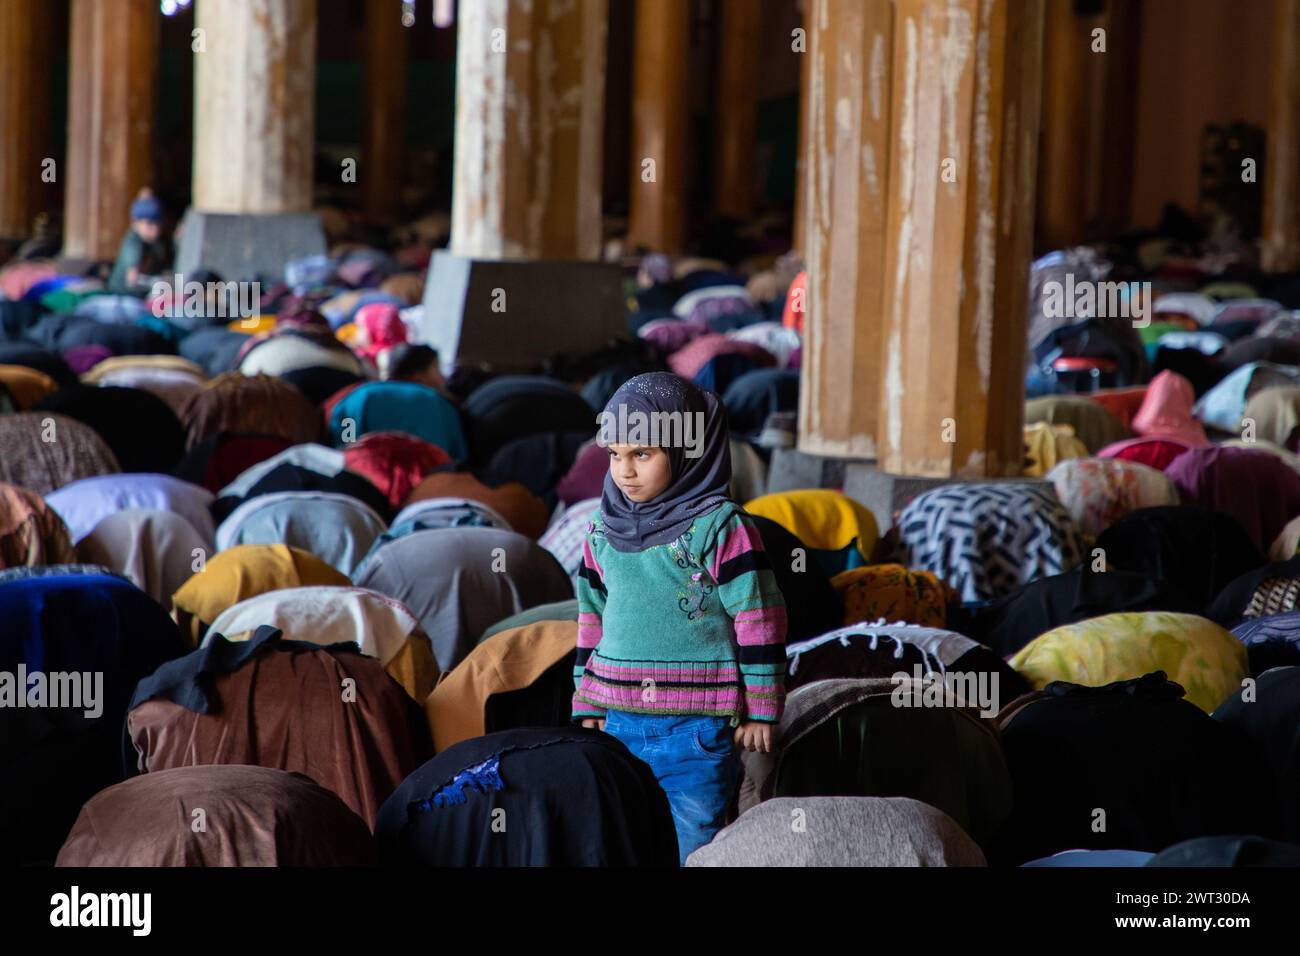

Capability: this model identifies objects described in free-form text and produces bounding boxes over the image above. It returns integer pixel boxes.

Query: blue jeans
[603,711,742,866]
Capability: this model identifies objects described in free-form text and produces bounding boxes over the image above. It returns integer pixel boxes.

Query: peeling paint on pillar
[193,0,316,216]
[452,0,605,260]
[885,15,919,458]
[869,32,886,122]
[939,1,971,174]
[971,0,994,394]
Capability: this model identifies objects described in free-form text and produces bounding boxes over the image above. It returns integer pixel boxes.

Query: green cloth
[1138,320,1192,346]
[1024,394,1130,454]
[479,599,578,645]
[108,230,166,293]
[39,287,101,315]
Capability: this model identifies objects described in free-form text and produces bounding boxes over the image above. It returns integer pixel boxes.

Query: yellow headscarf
[171,543,350,645]
[1022,421,1089,477]
[743,489,879,557]
[1010,611,1247,713]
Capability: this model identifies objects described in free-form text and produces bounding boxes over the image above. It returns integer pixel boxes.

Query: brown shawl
[127,643,432,828]
[56,765,376,866]
[0,413,120,495]
[179,372,324,450]
[425,619,576,751]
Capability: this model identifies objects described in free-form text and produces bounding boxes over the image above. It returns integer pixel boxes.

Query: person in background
[385,343,448,397]
[108,188,169,293]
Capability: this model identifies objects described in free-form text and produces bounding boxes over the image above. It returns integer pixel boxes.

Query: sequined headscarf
[598,372,732,552]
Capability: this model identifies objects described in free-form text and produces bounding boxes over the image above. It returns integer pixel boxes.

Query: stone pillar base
[419,251,625,375]
[763,448,866,496]
[173,209,326,283]
[844,464,1054,536]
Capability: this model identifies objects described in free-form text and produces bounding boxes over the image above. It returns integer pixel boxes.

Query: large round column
[0,0,54,241]
[191,0,317,215]
[63,0,158,261]
[625,0,690,255]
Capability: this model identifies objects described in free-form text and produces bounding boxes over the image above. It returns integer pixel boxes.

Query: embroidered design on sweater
[668,525,714,620]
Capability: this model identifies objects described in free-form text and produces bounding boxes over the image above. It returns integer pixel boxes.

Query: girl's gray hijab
[598,372,732,552]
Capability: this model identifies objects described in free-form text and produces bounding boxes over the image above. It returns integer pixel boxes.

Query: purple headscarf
[1164,446,1300,552]
[598,372,732,552]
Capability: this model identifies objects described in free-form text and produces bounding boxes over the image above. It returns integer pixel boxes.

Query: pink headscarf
[354,303,407,362]
[1130,371,1209,446]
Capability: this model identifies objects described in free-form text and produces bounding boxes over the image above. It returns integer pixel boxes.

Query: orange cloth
[424,620,576,751]
[1089,386,1148,431]
[0,364,58,410]
[404,471,549,539]
[831,564,957,628]
[781,270,807,335]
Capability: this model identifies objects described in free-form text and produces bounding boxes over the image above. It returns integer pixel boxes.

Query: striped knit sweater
[572,501,787,724]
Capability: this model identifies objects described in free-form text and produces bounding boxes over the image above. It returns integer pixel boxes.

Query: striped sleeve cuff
[740,666,785,723]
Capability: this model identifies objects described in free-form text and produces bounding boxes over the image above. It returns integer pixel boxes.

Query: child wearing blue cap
[108,188,168,292]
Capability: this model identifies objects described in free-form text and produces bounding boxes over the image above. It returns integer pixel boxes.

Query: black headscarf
[1212,665,1300,840]
[0,342,77,386]
[462,375,596,467]
[279,365,366,406]
[35,384,186,474]
[747,514,842,643]
[478,430,592,511]
[991,673,1274,865]
[1094,506,1265,614]
[722,368,799,438]
[374,727,679,866]
[953,565,1204,658]
[598,372,732,552]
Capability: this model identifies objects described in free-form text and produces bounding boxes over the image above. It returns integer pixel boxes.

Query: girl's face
[607,444,672,503]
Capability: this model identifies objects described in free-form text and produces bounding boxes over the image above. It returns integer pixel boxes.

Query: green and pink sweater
[572,501,788,725]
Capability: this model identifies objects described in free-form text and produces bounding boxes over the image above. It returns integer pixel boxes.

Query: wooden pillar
[192,0,316,215]
[63,0,158,260]
[713,0,760,219]
[362,0,410,225]
[1036,0,1087,250]
[0,0,53,240]
[450,0,608,261]
[1036,0,1137,249]
[792,5,811,254]
[1263,0,1300,273]
[796,0,893,459]
[878,0,1045,478]
[1096,0,1139,235]
[626,0,690,255]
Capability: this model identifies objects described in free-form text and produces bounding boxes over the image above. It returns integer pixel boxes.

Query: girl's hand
[581,717,606,731]
[734,721,773,753]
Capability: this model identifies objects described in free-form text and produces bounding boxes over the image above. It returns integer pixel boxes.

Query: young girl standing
[573,372,787,864]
